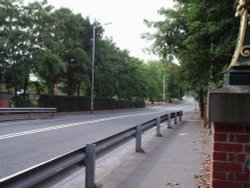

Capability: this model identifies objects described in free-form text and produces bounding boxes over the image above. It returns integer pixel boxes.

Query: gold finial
[229,0,250,69]
[236,0,250,17]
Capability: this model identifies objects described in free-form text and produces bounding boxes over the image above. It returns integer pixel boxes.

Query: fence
[0,110,183,188]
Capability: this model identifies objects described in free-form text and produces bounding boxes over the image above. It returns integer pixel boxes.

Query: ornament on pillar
[228,0,250,85]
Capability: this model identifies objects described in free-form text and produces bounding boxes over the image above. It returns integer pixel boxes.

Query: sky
[44,0,175,61]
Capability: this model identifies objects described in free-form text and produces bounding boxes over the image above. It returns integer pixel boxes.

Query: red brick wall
[203,102,208,126]
[211,122,250,188]
[0,98,9,107]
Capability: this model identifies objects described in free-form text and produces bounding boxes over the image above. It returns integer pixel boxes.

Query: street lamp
[163,75,166,102]
[90,22,112,114]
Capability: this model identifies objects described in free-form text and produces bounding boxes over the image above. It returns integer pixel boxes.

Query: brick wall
[0,98,9,107]
[203,102,208,126]
[211,122,250,188]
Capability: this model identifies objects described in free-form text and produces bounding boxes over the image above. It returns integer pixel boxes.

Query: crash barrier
[0,108,57,121]
[0,111,183,188]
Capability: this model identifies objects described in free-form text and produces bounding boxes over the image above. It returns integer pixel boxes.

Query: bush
[12,95,31,107]
[38,95,145,112]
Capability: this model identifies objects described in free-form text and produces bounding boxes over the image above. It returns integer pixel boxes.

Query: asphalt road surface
[0,100,196,180]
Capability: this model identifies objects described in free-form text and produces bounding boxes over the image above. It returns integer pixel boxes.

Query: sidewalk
[96,111,210,188]
[52,110,210,188]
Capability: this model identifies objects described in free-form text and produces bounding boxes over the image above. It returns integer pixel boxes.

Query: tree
[63,47,89,96]
[164,61,182,102]
[35,49,65,96]
[45,8,92,96]
[1,0,169,106]
[144,0,238,116]
[0,0,55,97]
[0,0,27,96]
[144,61,163,103]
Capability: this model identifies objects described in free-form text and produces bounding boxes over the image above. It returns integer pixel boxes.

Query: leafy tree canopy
[143,0,239,116]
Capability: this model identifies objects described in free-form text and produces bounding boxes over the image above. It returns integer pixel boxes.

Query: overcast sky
[44,0,175,61]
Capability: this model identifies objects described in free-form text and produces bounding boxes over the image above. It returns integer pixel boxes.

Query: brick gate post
[208,1,250,186]
[209,86,250,187]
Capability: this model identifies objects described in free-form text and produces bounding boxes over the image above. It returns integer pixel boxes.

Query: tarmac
[53,109,210,188]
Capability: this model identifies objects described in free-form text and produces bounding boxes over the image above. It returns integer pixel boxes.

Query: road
[0,100,196,180]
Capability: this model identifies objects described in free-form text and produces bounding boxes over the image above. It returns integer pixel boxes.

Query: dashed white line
[0,103,193,140]
[0,109,176,140]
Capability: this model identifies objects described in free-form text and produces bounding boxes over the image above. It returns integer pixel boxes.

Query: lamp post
[162,75,166,102]
[90,23,111,114]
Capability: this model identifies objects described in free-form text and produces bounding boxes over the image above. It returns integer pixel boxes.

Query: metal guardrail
[0,108,57,118]
[0,110,183,188]
[0,107,57,113]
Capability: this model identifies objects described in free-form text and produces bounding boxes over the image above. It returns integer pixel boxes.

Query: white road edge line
[0,104,188,126]
[0,108,184,140]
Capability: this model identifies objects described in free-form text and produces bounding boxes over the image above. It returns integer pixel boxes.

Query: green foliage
[144,61,163,102]
[1,0,180,110]
[35,49,66,95]
[144,0,239,116]
[12,94,31,107]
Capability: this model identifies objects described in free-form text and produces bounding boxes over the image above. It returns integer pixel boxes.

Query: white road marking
[178,133,188,136]
[0,108,183,140]
[0,104,188,126]
[0,102,195,140]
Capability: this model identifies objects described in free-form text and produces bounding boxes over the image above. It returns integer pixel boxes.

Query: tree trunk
[198,88,205,118]
[67,74,73,96]
[14,87,18,98]
[48,82,54,96]
[77,81,80,96]
[23,76,29,99]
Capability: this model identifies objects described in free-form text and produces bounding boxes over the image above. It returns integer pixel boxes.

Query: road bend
[0,100,196,180]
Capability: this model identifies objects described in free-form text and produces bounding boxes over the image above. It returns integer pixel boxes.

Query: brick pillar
[209,86,250,188]
[203,101,208,126]
[211,122,250,187]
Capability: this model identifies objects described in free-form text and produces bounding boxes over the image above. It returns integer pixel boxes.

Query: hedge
[38,95,145,112]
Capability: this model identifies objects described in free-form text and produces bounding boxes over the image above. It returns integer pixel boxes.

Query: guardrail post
[135,125,144,152]
[174,112,177,124]
[85,144,96,188]
[27,112,31,119]
[156,117,162,137]
[179,111,182,121]
[167,114,172,129]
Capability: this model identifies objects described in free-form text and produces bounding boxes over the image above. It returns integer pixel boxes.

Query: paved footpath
[96,110,207,188]
[52,110,209,188]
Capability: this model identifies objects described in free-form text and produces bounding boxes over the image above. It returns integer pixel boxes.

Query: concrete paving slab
[52,110,207,188]
[97,111,204,188]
